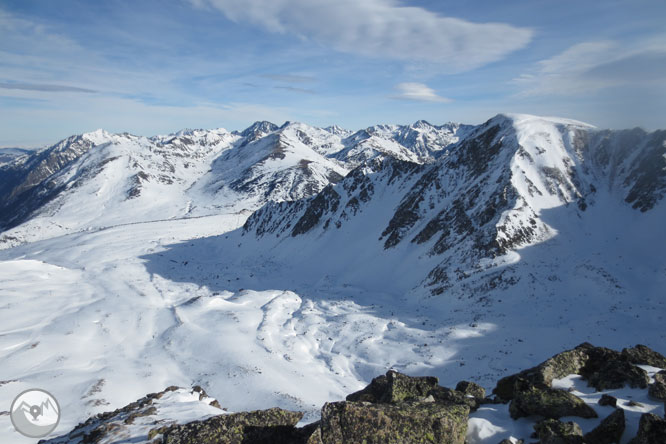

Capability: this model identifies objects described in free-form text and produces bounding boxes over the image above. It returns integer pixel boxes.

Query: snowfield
[0,114,664,442]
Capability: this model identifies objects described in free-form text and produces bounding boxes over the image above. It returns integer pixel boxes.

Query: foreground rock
[44,343,666,444]
[533,418,584,444]
[508,381,597,420]
[584,408,625,444]
[320,401,469,444]
[648,370,666,400]
[40,386,223,444]
[628,413,666,444]
[494,343,655,400]
[154,407,304,444]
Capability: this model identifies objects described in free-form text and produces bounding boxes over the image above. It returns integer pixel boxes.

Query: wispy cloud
[261,74,316,83]
[391,82,451,103]
[0,82,98,93]
[514,38,666,96]
[274,86,316,94]
[190,0,533,72]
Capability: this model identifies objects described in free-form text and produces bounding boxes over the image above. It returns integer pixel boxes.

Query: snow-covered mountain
[0,114,664,444]
[0,119,466,247]
[242,114,665,294]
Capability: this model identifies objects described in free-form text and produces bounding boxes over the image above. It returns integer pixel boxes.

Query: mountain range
[0,114,664,443]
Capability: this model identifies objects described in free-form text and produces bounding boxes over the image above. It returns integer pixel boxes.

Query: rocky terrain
[40,344,666,444]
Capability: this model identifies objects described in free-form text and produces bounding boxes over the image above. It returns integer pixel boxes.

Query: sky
[0,0,665,147]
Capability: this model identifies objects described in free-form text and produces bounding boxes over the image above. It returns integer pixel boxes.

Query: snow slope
[0,114,664,443]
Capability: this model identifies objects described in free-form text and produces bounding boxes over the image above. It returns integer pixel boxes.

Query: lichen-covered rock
[598,394,618,407]
[628,413,666,444]
[508,381,597,420]
[428,386,479,411]
[346,370,439,403]
[455,381,486,399]
[159,407,303,444]
[494,343,593,400]
[586,359,649,391]
[494,343,657,400]
[320,401,469,444]
[584,408,625,444]
[534,419,584,444]
[622,345,666,368]
[648,371,666,401]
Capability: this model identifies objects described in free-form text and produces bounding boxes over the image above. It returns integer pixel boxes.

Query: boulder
[494,343,592,400]
[584,408,625,444]
[508,381,597,420]
[158,407,303,444]
[320,401,469,444]
[428,385,480,411]
[648,371,666,401]
[628,413,666,444]
[533,418,584,444]
[455,380,486,399]
[586,359,649,391]
[598,394,618,407]
[493,343,658,400]
[346,370,439,403]
[622,345,666,368]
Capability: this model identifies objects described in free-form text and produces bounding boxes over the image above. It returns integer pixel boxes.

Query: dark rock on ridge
[533,418,584,444]
[648,370,666,401]
[508,380,597,420]
[628,413,666,444]
[156,407,303,444]
[320,401,469,444]
[494,343,653,400]
[584,408,625,444]
[346,370,439,403]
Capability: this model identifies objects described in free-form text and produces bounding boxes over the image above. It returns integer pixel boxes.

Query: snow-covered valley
[0,114,664,443]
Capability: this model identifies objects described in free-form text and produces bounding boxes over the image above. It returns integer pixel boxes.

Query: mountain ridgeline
[1,114,665,296]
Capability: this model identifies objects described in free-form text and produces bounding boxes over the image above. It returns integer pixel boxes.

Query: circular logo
[10,389,61,438]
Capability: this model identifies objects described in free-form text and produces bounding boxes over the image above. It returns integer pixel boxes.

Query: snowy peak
[242,114,666,295]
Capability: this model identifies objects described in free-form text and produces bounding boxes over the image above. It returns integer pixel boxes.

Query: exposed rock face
[584,408,625,444]
[156,407,303,444]
[455,381,486,399]
[628,413,666,444]
[587,359,649,391]
[598,394,618,407]
[622,345,666,368]
[494,343,652,399]
[534,419,584,444]
[39,386,223,444]
[508,381,597,420]
[648,371,666,400]
[320,401,469,444]
[345,370,439,403]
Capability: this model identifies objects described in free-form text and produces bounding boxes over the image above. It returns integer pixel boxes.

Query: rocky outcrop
[494,343,657,400]
[320,401,469,444]
[345,370,439,403]
[648,370,666,401]
[155,407,304,444]
[533,419,584,444]
[584,408,625,444]
[628,413,666,444]
[44,344,666,444]
[508,380,597,420]
[622,345,666,368]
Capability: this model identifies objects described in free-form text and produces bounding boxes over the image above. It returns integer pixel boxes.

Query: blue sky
[1,0,664,146]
